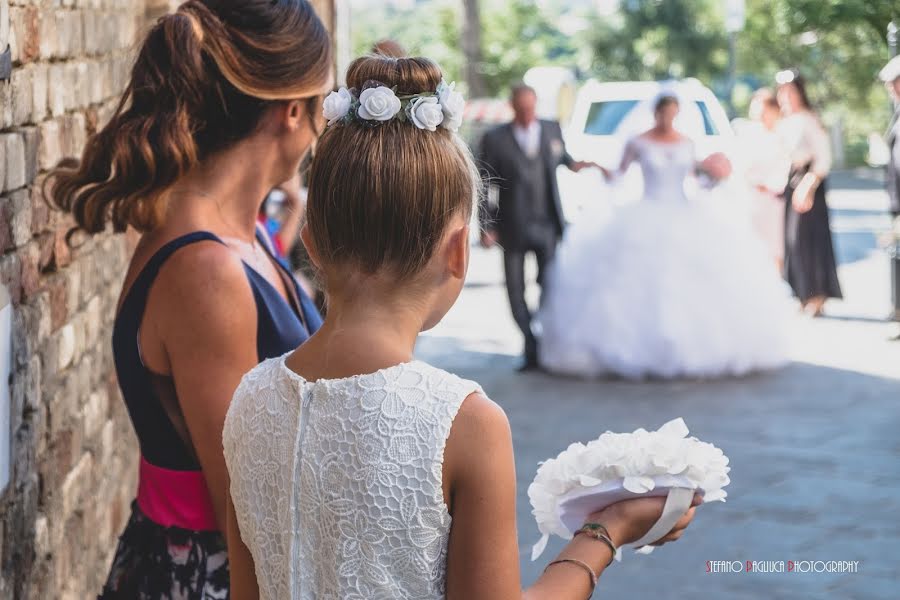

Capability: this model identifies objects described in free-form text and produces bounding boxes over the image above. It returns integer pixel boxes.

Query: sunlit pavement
[416,170,899,598]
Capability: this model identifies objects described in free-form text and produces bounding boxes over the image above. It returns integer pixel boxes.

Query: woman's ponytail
[48,0,332,235]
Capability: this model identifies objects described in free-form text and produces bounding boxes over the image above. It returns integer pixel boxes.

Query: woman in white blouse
[776,69,842,316]
[743,89,790,271]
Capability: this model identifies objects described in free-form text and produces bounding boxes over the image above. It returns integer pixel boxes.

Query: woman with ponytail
[48,1,333,597]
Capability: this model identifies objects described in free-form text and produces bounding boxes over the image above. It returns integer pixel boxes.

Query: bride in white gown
[537,93,792,379]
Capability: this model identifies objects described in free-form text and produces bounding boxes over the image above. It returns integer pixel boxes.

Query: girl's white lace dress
[223,355,481,600]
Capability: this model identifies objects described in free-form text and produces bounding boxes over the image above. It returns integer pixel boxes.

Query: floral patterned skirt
[98,502,229,600]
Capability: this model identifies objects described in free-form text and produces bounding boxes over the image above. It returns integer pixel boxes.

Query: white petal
[657,417,689,438]
[531,534,550,561]
[623,476,655,493]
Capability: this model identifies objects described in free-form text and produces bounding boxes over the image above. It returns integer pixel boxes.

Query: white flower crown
[322,79,465,132]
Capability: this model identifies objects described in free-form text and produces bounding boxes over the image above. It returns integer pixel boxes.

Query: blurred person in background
[371,39,407,58]
[880,56,900,219]
[742,89,790,272]
[258,172,304,266]
[776,69,842,317]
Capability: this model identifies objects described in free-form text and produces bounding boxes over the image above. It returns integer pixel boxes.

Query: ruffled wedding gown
[537,136,792,379]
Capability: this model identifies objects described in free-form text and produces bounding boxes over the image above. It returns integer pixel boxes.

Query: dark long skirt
[783,169,842,302]
[98,502,229,600]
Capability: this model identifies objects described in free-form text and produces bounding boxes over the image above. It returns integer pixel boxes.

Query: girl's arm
[444,392,699,600]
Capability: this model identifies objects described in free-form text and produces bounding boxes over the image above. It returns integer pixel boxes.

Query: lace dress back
[223,356,481,600]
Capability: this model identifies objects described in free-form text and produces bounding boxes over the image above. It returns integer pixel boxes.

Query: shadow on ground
[415,335,900,599]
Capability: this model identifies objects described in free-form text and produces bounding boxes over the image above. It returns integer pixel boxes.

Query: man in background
[479,84,594,371]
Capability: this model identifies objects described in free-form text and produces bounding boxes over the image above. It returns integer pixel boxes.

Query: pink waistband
[136,456,219,531]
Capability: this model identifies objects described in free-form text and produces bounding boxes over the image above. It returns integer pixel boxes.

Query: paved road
[416,170,900,599]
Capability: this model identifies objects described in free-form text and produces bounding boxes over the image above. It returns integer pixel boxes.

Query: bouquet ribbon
[629,486,694,553]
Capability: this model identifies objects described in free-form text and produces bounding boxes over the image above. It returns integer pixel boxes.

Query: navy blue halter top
[112,230,322,472]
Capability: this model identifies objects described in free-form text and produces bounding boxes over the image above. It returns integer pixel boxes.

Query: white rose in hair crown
[409,96,444,131]
[322,87,353,125]
[528,418,729,561]
[322,80,466,132]
[358,86,403,121]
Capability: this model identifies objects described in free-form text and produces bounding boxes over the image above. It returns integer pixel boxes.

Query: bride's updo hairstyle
[50,0,332,234]
[306,56,479,283]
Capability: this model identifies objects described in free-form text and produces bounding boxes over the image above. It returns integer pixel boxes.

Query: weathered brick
[10,7,41,64]
[0,83,12,131]
[31,64,48,123]
[10,190,33,247]
[82,389,107,439]
[10,68,34,126]
[61,114,86,160]
[19,242,41,304]
[47,65,67,117]
[19,127,39,185]
[31,175,51,235]
[0,199,13,254]
[33,516,48,562]
[61,452,92,521]
[0,253,23,306]
[38,11,59,60]
[3,133,27,193]
[37,120,61,172]
[69,61,91,108]
[65,263,81,315]
[47,275,68,331]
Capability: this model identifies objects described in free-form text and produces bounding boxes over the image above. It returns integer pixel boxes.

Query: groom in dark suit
[479,84,593,370]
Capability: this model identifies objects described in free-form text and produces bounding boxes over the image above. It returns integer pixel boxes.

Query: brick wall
[0,1,159,598]
[0,1,338,598]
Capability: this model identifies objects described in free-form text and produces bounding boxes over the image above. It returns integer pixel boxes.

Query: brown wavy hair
[48,0,332,235]
[306,55,480,282]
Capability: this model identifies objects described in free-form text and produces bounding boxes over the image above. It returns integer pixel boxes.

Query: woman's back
[224,355,481,599]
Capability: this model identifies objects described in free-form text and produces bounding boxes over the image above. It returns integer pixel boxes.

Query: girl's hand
[598,166,612,181]
[587,493,703,548]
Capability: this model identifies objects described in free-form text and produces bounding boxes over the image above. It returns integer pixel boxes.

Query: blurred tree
[585,0,729,83]
[479,0,579,96]
[582,0,898,164]
[735,0,899,164]
[462,0,488,96]
[350,0,577,98]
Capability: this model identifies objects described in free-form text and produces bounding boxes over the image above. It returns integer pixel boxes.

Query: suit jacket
[478,120,574,250]
[887,107,900,216]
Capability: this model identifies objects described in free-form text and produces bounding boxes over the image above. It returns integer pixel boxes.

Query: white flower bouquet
[528,418,729,560]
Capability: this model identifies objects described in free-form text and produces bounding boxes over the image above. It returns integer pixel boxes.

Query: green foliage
[582,0,899,166]
[350,0,578,98]
[478,0,579,96]
[349,0,900,166]
[586,0,729,82]
[350,0,464,86]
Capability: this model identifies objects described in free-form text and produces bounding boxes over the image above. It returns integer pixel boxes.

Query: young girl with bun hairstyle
[49,1,332,596]
[224,54,702,599]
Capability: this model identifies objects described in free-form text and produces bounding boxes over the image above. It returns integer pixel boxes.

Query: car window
[695,101,718,135]
[583,100,639,135]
